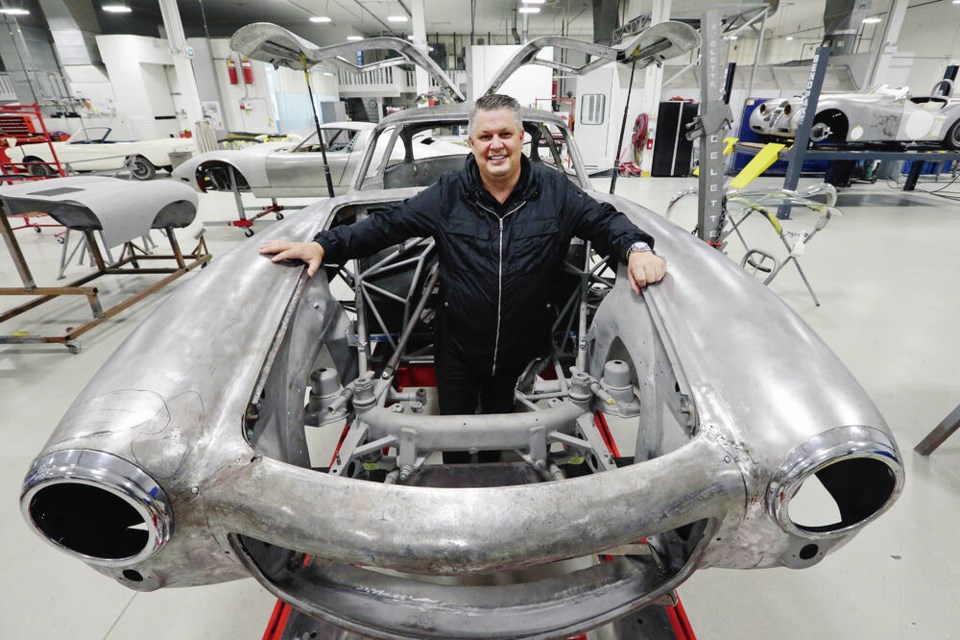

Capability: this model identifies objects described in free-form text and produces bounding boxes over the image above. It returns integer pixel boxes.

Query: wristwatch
[626,241,653,259]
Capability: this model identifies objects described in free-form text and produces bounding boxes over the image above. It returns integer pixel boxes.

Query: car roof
[375,104,568,132]
[318,121,375,131]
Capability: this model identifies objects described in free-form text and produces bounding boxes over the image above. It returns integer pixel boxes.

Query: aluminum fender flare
[21,190,427,587]
[207,436,743,574]
[588,192,903,567]
[21,204,336,585]
[36,205,328,457]
[172,151,271,191]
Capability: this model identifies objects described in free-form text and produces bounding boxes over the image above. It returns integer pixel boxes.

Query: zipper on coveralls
[475,199,527,376]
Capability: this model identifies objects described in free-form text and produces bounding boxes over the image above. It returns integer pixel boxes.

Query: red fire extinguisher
[241,56,254,84]
[226,58,238,85]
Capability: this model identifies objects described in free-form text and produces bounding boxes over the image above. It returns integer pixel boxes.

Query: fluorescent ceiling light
[407,35,416,40]
[310,16,332,23]
[347,36,364,41]
[522,0,546,4]
[518,7,540,13]
[322,72,335,77]
[102,4,132,13]
[862,17,882,23]
[388,15,409,22]
[785,36,795,41]
[0,8,29,15]
[727,35,738,40]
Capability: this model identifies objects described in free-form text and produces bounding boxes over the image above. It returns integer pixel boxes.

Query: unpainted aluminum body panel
[21,66,903,640]
[231,23,464,102]
[172,123,468,198]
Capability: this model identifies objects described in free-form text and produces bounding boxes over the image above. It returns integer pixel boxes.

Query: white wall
[752,0,960,95]
[95,34,182,139]
[207,38,340,135]
[60,64,118,136]
[894,3,960,95]
[208,38,275,133]
[468,45,552,107]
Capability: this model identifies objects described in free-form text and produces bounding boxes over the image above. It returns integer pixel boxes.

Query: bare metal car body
[173,122,467,198]
[171,122,373,197]
[749,84,960,147]
[21,25,902,640]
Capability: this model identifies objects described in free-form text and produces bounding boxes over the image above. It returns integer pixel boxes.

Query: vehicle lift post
[691,9,733,244]
[778,46,830,219]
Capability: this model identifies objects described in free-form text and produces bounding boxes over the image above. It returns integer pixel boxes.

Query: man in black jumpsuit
[260,94,666,416]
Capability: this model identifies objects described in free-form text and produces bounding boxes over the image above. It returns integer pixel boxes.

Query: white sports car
[5,126,197,180]
[748,84,960,148]
[173,121,469,198]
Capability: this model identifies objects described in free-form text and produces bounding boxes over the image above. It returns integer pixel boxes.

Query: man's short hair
[469,94,523,135]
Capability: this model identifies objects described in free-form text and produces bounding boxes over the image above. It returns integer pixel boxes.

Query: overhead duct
[822,0,869,55]
[38,0,102,66]
[593,0,620,46]
[35,0,107,113]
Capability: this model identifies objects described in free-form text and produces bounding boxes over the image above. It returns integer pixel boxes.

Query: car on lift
[748,83,960,148]
[20,24,904,640]
[5,126,197,180]
[172,121,469,198]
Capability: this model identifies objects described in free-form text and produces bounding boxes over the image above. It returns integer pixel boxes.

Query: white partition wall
[467,45,552,107]
[95,34,183,140]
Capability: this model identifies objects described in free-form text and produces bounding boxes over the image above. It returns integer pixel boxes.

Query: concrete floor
[2,173,959,639]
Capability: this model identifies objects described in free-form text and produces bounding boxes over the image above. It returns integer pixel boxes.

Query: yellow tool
[692,137,740,176]
[728,142,787,190]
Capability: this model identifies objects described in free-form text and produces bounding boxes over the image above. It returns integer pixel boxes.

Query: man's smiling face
[469,108,524,185]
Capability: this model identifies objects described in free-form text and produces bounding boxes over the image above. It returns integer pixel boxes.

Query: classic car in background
[749,84,960,148]
[172,121,468,198]
[20,25,904,640]
[5,126,197,180]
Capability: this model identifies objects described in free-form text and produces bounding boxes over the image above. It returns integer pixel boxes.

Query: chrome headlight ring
[20,449,173,567]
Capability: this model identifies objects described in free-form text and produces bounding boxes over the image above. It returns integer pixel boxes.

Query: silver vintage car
[749,84,960,147]
[20,25,902,640]
[173,121,468,198]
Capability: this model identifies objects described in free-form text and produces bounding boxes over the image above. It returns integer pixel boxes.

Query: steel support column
[157,0,204,128]
[779,47,830,219]
[696,10,728,243]
[411,0,430,96]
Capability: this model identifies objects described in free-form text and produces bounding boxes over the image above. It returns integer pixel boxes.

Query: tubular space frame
[326,226,619,472]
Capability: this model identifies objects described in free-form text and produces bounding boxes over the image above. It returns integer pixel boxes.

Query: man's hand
[627,251,666,294]
[259,240,325,277]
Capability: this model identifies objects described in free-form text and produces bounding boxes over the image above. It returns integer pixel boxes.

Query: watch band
[626,241,653,260]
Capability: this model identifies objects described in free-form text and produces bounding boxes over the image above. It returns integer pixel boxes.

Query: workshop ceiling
[93,0,798,42]
[107,0,599,42]
[3,0,823,45]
